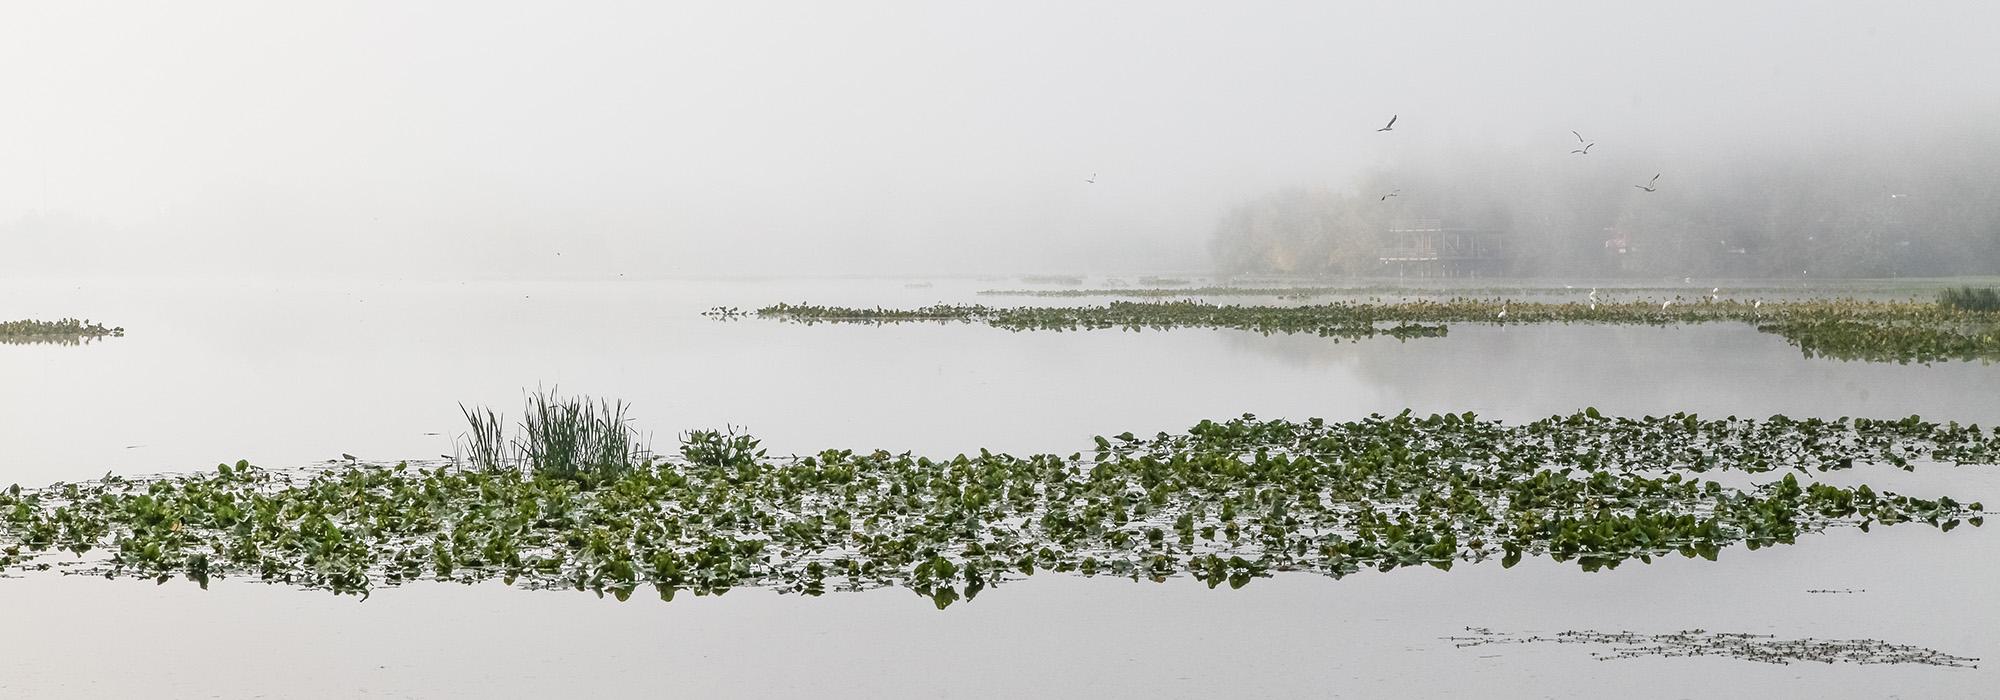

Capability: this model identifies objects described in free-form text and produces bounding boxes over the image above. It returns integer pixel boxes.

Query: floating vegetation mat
[749,299,2000,364]
[1,411,1994,605]
[0,318,124,346]
[1446,627,1979,668]
[979,284,1944,299]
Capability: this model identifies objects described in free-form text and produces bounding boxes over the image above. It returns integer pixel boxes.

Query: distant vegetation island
[750,296,2000,365]
[0,318,124,345]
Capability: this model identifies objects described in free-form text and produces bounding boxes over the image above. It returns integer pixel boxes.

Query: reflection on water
[1,515,1996,698]
[4,277,2000,698]
[0,335,110,347]
[1231,324,2000,424]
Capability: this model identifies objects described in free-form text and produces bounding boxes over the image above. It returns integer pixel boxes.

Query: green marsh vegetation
[455,390,649,484]
[1939,286,2000,312]
[751,298,2000,364]
[977,279,2000,299]
[1447,628,1978,667]
[1,405,1994,606]
[0,318,124,345]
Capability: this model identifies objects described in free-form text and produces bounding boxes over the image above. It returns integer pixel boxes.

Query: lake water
[3,277,1998,698]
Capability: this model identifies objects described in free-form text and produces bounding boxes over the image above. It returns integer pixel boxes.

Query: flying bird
[1377,115,1398,132]
[1379,189,1401,201]
[341,453,357,463]
[1571,142,1594,155]
[1084,173,1096,184]
[1635,174,1660,192]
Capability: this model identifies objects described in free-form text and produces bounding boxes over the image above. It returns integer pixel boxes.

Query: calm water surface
[2,277,1997,698]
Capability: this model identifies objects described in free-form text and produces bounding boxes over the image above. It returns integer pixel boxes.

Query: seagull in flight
[1379,190,1401,201]
[1569,131,1595,154]
[1084,173,1096,184]
[1635,174,1660,192]
[1377,115,1398,132]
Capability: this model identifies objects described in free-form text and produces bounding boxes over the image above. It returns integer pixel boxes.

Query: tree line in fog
[1211,131,2000,279]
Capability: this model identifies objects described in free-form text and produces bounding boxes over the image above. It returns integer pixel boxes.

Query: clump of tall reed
[457,389,647,482]
[1938,286,2000,312]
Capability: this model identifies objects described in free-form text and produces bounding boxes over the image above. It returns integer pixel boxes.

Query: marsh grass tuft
[1939,286,2000,312]
[458,404,510,470]
[458,389,648,482]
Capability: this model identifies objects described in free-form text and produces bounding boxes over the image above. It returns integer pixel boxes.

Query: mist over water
[3,1,1997,280]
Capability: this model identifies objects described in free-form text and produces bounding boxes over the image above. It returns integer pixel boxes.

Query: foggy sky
[3,1,1997,279]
